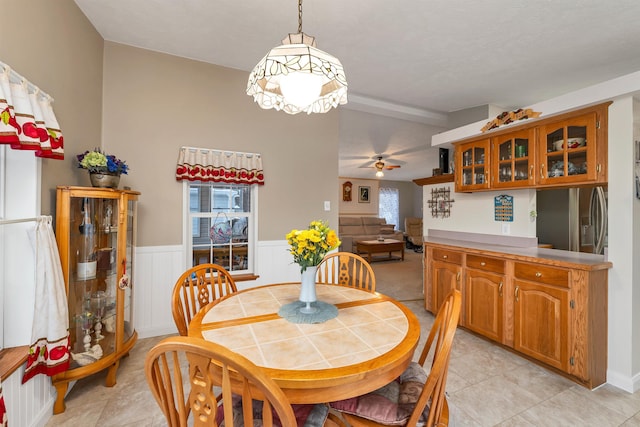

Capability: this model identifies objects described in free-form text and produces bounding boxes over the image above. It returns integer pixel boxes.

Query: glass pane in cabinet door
[123,199,137,341]
[474,165,485,184]
[546,126,564,153]
[462,169,472,186]
[69,196,117,364]
[514,162,529,181]
[514,138,528,158]
[462,149,472,167]
[473,147,485,165]
[498,139,512,161]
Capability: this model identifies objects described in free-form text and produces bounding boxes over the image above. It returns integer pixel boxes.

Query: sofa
[338,216,405,253]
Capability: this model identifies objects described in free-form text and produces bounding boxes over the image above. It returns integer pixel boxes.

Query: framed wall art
[358,186,370,203]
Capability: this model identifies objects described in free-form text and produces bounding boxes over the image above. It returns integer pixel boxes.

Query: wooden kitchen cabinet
[53,186,140,414]
[537,109,605,185]
[513,262,570,371]
[452,102,610,192]
[491,128,536,189]
[455,138,490,192]
[424,240,610,388]
[464,254,505,343]
[426,247,463,314]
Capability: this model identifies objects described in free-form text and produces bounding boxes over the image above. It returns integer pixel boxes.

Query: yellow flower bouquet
[286,220,341,273]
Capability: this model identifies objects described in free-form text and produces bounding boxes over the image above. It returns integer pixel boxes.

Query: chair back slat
[316,252,376,292]
[172,264,238,335]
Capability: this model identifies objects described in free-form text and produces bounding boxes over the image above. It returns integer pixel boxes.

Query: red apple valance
[175,146,264,185]
[0,62,64,159]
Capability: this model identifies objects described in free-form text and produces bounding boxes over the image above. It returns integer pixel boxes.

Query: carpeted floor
[368,247,424,303]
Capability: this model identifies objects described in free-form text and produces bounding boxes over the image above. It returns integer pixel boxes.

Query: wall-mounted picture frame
[358,186,370,203]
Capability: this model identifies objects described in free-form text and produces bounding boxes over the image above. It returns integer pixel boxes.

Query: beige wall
[0,0,104,216]
[102,42,339,246]
[1,1,339,247]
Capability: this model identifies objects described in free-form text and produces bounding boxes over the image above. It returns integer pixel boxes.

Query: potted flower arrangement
[286,220,341,273]
[286,220,340,312]
[77,148,129,188]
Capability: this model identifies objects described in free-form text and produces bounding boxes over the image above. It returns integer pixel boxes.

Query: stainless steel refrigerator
[536,186,607,254]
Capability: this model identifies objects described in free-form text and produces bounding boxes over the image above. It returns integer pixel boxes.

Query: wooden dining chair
[171,263,237,336]
[316,252,376,292]
[329,289,462,427]
[145,336,298,426]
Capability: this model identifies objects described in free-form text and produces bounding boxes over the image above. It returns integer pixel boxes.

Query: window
[186,181,256,274]
[379,187,399,229]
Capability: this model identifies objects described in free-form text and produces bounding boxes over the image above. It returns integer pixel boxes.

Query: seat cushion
[217,398,328,427]
[329,362,429,426]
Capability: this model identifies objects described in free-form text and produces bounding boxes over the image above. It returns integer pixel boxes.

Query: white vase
[299,266,318,313]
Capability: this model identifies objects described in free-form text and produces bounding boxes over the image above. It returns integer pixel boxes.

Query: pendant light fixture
[246,0,347,114]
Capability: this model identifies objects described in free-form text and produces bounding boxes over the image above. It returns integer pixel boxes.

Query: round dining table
[188,283,421,404]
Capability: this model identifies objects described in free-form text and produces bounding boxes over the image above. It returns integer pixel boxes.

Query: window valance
[0,62,64,159]
[176,147,265,185]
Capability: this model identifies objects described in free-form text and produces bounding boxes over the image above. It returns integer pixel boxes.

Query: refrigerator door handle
[591,187,607,254]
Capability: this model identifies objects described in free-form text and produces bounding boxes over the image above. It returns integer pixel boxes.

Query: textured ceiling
[74,0,640,181]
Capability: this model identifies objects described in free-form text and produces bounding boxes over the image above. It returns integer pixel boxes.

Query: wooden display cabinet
[537,109,604,185]
[452,102,610,192]
[491,128,536,189]
[53,186,140,414]
[456,138,490,192]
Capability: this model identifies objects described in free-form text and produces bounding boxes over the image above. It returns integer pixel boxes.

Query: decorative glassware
[90,291,107,341]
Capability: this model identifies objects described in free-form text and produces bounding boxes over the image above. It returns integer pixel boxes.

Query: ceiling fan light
[376,170,384,177]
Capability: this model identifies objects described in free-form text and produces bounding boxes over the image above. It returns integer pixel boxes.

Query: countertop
[424,236,613,271]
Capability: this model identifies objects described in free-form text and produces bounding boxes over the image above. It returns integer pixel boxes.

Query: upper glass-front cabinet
[457,138,490,192]
[537,112,599,185]
[491,128,536,188]
[53,186,140,414]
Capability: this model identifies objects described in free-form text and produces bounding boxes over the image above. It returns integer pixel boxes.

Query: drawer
[431,248,463,264]
[466,254,505,274]
[514,262,569,288]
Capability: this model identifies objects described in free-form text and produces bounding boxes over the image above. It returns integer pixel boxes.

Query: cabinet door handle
[540,164,545,180]
[480,261,486,266]
[442,255,448,259]
[515,286,519,302]
[529,164,534,179]
[499,281,503,297]
[456,272,460,282]
[535,272,542,278]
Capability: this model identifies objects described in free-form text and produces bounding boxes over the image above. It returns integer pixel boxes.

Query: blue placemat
[278,300,338,324]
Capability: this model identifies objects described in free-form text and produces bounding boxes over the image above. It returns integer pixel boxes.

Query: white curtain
[379,187,399,229]
[22,216,70,383]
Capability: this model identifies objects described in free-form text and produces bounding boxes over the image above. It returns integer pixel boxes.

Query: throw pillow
[329,362,430,426]
[380,224,395,235]
[216,397,328,427]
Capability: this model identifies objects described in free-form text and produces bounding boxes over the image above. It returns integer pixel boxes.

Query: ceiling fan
[372,156,400,177]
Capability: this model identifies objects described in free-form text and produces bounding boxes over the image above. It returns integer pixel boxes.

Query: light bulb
[376,170,384,177]
[279,72,324,108]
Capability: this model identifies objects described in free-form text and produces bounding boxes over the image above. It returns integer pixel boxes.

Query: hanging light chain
[298,0,303,34]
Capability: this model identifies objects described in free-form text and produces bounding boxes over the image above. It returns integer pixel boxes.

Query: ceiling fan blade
[385,165,401,170]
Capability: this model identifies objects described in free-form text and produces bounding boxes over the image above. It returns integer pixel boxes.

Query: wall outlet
[324,201,330,211]
[502,223,511,235]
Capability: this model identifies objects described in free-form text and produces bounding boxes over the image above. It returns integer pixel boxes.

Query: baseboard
[606,369,640,393]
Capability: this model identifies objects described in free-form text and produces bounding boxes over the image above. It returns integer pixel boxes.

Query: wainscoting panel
[133,241,299,338]
[3,364,55,427]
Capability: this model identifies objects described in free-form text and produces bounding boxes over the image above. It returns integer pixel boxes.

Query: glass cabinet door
[122,198,136,343]
[457,139,490,191]
[68,196,119,363]
[538,112,597,184]
[492,129,535,188]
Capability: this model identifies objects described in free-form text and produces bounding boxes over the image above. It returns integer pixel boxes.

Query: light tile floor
[45,299,640,426]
